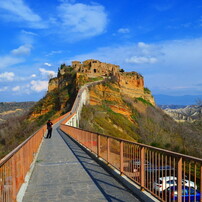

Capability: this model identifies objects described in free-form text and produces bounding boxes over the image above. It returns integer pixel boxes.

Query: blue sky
[0,0,202,103]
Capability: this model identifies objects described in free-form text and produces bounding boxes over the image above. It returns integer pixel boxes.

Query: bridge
[0,80,202,202]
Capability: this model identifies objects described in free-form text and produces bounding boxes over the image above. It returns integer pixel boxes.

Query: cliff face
[118,72,155,105]
[89,83,132,118]
[30,71,77,119]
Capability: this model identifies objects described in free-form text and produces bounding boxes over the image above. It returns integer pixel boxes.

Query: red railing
[60,124,202,202]
[0,113,69,202]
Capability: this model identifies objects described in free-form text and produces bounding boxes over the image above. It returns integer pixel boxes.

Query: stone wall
[72,59,120,77]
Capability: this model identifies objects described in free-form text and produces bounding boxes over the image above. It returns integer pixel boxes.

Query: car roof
[159,176,177,181]
[167,186,200,192]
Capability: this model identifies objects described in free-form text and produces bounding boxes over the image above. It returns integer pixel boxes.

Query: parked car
[153,176,197,192]
[146,165,174,173]
[164,186,201,201]
[128,159,151,172]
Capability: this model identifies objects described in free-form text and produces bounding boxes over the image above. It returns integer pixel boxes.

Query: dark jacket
[47,121,53,130]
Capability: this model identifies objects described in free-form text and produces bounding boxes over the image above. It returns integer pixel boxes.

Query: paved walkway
[22,121,141,202]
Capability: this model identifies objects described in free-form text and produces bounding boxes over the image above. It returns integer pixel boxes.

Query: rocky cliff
[48,60,155,108]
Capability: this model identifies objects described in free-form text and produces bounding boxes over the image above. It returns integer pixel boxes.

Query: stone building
[72,59,120,77]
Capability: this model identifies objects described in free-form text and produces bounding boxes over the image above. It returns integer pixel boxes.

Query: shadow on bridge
[58,127,142,202]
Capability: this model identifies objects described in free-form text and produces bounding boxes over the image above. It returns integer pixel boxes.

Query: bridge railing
[0,112,69,202]
[0,125,46,202]
[60,124,202,202]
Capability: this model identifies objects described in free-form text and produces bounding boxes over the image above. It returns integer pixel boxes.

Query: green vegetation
[80,104,139,141]
[144,87,151,94]
[0,113,38,158]
[77,74,104,87]
[103,81,120,92]
[136,97,153,106]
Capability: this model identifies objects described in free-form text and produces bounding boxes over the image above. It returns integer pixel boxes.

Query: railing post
[97,135,100,158]
[140,147,145,190]
[177,157,182,202]
[107,137,110,164]
[12,157,17,201]
[120,141,124,174]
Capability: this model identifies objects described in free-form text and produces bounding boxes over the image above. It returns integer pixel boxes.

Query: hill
[162,105,202,122]
[0,102,35,124]
[0,59,202,159]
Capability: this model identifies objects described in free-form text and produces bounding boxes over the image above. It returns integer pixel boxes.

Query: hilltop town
[48,59,155,106]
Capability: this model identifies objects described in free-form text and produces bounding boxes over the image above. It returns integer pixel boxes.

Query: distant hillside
[162,105,202,122]
[159,105,186,110]
[0,102,35,124]
[0,102,35,113]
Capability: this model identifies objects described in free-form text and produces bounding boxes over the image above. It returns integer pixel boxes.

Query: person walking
[46,120,53,138]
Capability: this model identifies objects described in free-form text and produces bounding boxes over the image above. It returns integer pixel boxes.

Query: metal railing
[60,124,202,202]
[0,113,68,202]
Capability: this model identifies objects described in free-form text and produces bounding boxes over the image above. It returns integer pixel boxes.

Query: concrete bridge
[20,120,147,202]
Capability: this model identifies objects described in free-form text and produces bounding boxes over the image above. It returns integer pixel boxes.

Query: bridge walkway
[22,121,141,202]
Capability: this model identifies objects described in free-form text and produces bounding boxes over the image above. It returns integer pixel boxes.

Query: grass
[136,97,153,106]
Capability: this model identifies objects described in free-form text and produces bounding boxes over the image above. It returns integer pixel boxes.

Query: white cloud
[0,0,45,28]
[138,42,150,49]
[12,86,20,92]
[57,2,108,39]
[126,56,158,64]
[0,56,24,68]
[21,30,38,36]
[30,80,48,92]
[31,74,36,78]
[19,30,38,44]
[39,68,56,78]
[118,28,130,34]
[0,86,8,92]
[0,72,15,81]
[46,50,62,56]
[44,62,52,67]
[11,44,32,55]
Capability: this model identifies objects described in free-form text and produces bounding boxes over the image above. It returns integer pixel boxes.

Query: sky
[0,0,202,103]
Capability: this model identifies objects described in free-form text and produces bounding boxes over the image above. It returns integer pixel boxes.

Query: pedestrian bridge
[0,80,202,202]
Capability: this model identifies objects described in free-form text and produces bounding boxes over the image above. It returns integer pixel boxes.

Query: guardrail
[0,113,69,202]
[60,124,202,202]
